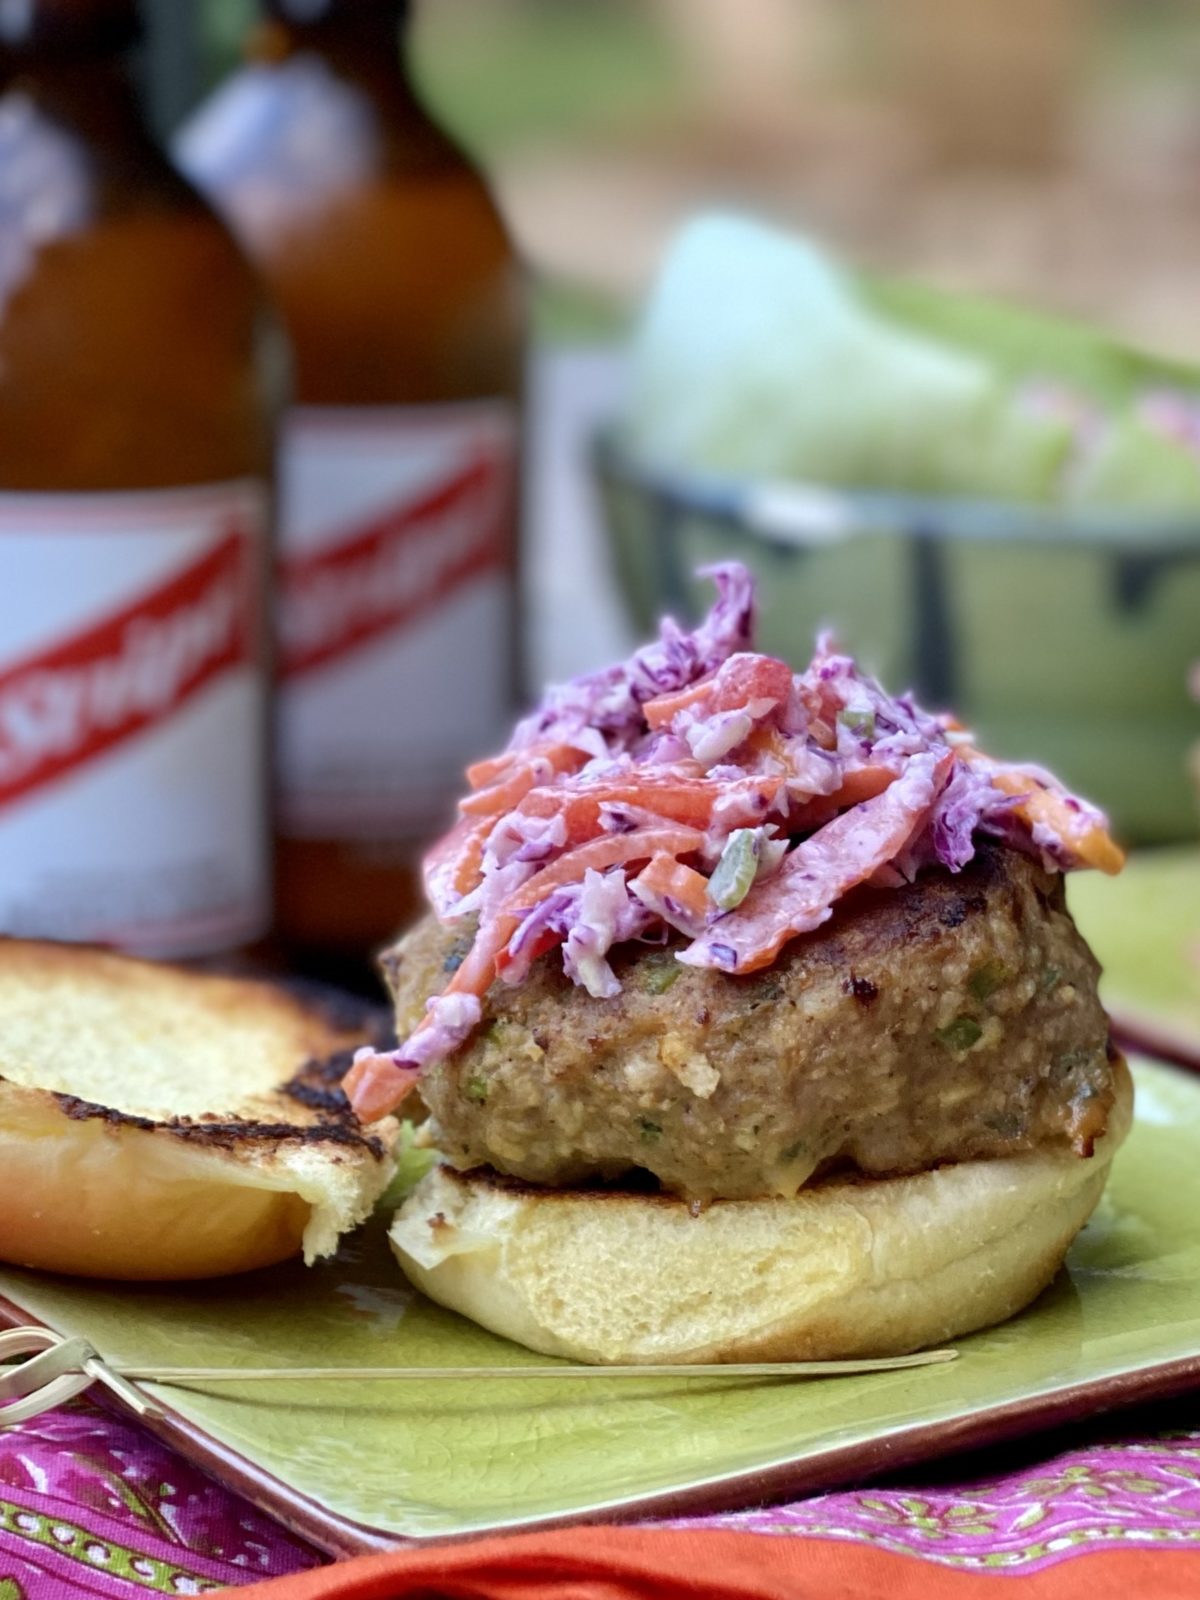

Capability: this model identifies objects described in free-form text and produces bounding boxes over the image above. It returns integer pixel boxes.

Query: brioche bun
[389,1057,1131,1363]
[0,940,395,1281]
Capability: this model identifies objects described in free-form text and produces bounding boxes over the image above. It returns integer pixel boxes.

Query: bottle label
[0,481,270,956]
[277,402,518,840]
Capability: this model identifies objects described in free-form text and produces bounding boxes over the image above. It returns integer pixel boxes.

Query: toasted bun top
[0,940,396,1279]
[0,937,372,1126]
[390,1058,1132,1365]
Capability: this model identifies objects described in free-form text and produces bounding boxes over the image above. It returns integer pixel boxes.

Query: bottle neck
[0,8,174,195]
[253,0,436,148]
[9,50,150,147]
[260,0,410,65]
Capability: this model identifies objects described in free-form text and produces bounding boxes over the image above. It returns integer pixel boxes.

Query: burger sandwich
[348,564,1130,1364]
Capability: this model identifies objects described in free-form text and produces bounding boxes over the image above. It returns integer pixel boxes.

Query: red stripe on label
[277,451,511,681]
[0,528,252,811]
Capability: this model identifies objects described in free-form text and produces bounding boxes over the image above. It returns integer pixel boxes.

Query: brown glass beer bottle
[0,0,278,957]
[181,0,525,975]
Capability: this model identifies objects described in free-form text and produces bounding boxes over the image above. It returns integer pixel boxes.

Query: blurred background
[152,0,1200,356]
[3,0,1199,978]
[151,0,1200,713]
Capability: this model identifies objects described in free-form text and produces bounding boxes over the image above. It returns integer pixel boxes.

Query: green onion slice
[708,829,761,911]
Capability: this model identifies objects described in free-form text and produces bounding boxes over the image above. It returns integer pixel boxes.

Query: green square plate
[1070,847,1200,1061]
[3,1055,1200,1555]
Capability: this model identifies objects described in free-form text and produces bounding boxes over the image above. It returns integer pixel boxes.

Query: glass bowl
[594,435,1200,844]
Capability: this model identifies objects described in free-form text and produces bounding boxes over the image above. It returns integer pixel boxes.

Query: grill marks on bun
[0,940,396,1280]
[40,1051,387,1159]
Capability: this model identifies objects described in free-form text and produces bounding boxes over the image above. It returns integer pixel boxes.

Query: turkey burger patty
[385,845,1115,1204]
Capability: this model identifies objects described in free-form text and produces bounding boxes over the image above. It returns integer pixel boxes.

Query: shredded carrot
[444,919,519,998]
[459,768,539,817]
[642,676,717,729]
[984,768,1126,876]
[344,1054,420,1124]
[517,772,779,845]
[643,654,793,729]
[460,743,585,816]
[422,815,493,907]
[502,826,706,916]
[631,852,710,922]
[465,750,518,789]
[788,762,900,831]
[796,679,841,748]
[494,924,562,982]
[835,764,901,807]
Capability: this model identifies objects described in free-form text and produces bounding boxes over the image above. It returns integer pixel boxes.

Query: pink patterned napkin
[4,1399,1200,1596]
[0,1399,317,1597]
[647,1415,1200,1576]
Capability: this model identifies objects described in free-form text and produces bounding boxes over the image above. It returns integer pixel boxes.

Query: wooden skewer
[114,1351,957,1383]
[2,1329,956,1429]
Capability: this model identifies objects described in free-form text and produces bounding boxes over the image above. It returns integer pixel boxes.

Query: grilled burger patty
[384,846,1115,1203]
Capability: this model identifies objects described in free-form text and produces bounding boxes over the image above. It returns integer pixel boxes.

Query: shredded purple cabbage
[923,759,1017,873]
[508,563,754,757]
[498,869,655,994]
[562,868,656,997]
[483,811,567,871]
[383,992,482,1070]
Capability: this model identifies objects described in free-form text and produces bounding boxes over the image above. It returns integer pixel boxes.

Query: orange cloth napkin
[231,1526,1200,1600]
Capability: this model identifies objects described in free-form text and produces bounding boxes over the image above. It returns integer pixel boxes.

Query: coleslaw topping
[347,562,1123,1123]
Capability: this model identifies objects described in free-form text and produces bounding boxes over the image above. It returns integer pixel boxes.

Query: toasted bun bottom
[389,1058,1132,1363]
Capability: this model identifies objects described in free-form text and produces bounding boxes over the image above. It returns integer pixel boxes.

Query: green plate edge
[1,1055,1199,1543]
[1069,846,1200,1041]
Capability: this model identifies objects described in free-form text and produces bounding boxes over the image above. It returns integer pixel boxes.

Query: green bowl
[594,437,1200,844]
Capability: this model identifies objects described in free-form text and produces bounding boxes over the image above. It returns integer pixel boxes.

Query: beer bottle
[0,0,278,957]
[180,0,524,977]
